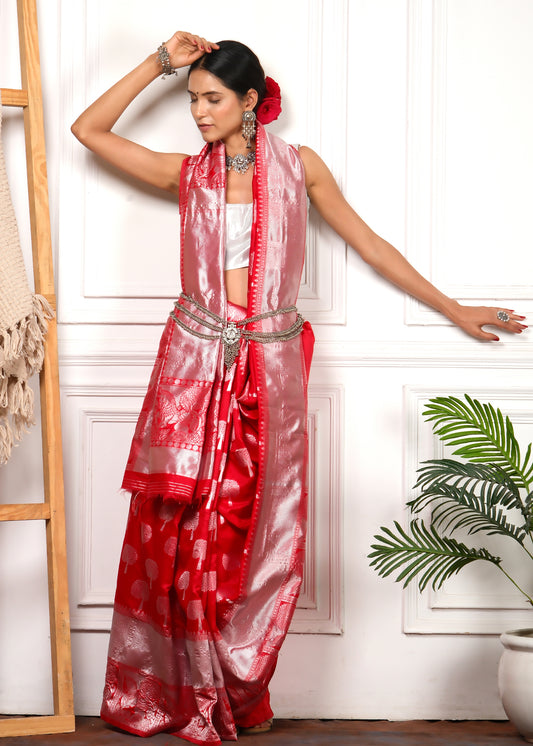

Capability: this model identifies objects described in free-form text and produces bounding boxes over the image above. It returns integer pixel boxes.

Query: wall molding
[291,383,344,634]
[62,382,343,634]
[58,337,533,369]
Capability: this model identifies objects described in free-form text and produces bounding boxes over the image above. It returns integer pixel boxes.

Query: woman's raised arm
[71,32,218,194]
[299,146,527,342]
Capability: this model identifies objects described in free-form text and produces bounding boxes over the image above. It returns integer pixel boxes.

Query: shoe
[239,718,273,735]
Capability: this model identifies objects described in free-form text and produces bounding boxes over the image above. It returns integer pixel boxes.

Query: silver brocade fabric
[106,125,314,743]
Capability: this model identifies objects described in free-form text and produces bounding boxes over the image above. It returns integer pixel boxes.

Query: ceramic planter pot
[499,629,533,743]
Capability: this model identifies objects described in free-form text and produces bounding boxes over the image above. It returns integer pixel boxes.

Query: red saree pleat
[101,305,275,744]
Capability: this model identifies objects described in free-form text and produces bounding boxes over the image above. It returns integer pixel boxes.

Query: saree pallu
[102,126,313,744]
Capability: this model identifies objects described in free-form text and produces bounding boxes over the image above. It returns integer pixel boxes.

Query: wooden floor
[0,718,526,745]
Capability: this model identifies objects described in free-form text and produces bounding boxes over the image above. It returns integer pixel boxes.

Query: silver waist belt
[170,293,305,368]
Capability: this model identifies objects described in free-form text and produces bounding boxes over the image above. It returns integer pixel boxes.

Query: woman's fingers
[195,36,219,52]
[168,31,218,54]
[454,304,527,341]
[494,308,528,333]
[189,34,206,50]
[161,32,219,69]
[478,329,501,342]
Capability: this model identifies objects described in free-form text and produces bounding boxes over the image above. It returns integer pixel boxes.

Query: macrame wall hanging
[0,95,54,464]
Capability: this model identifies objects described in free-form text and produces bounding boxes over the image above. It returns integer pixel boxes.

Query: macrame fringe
[0,293,54,464]
[0,294,54,370]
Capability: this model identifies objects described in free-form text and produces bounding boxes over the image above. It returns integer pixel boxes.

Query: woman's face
[188,69,252,145]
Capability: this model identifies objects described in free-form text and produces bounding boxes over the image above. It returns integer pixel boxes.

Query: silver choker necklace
[225,151,255,175]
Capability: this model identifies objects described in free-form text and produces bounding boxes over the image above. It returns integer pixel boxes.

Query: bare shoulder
[297,145,338,194]
[298,145,324,173]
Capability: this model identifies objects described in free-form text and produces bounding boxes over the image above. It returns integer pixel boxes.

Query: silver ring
[497,310,510,323]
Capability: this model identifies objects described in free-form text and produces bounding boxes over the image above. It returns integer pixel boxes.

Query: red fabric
[102,310,275,742]
[103,130,312,744]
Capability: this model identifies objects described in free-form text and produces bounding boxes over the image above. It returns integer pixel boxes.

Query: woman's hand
[448,303,527,341]
[163,32,219,70]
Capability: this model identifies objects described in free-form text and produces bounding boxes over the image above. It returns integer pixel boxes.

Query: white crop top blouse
[224,203,252,270]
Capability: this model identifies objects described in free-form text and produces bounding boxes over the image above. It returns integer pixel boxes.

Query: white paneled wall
[1,0,532,720]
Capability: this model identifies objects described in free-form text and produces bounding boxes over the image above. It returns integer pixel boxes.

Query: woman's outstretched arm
[300,146,527,341]
[71,32,218,194]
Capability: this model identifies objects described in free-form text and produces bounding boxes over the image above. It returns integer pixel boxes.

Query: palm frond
[368,520,501,592]
[408,459,528,542]
[414,460,522,508]
[423,395,533,491]
[411,484,526,544]
[525,491,533,533]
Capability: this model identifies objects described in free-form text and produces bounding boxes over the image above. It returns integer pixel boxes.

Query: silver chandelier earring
[241,111,256,149]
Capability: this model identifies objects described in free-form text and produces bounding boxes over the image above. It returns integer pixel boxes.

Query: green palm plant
[369,394,533,606]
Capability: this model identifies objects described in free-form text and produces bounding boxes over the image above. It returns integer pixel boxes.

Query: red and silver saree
[100,124,314,744]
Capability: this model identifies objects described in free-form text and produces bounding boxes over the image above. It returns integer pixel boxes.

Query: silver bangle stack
[157,43,178,78]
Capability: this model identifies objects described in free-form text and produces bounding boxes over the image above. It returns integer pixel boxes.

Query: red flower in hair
[256,76,282,124]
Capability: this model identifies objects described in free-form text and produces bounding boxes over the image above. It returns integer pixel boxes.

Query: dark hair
[189,40,267,112]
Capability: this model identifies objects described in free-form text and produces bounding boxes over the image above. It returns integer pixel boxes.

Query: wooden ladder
[0,0,75,737]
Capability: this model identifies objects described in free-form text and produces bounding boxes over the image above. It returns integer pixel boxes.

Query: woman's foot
[239,718,273,735]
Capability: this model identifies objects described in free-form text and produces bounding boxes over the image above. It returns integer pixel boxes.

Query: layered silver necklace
[225,151,255,175]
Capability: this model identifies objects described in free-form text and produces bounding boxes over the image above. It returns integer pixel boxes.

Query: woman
[72,32,526,744]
